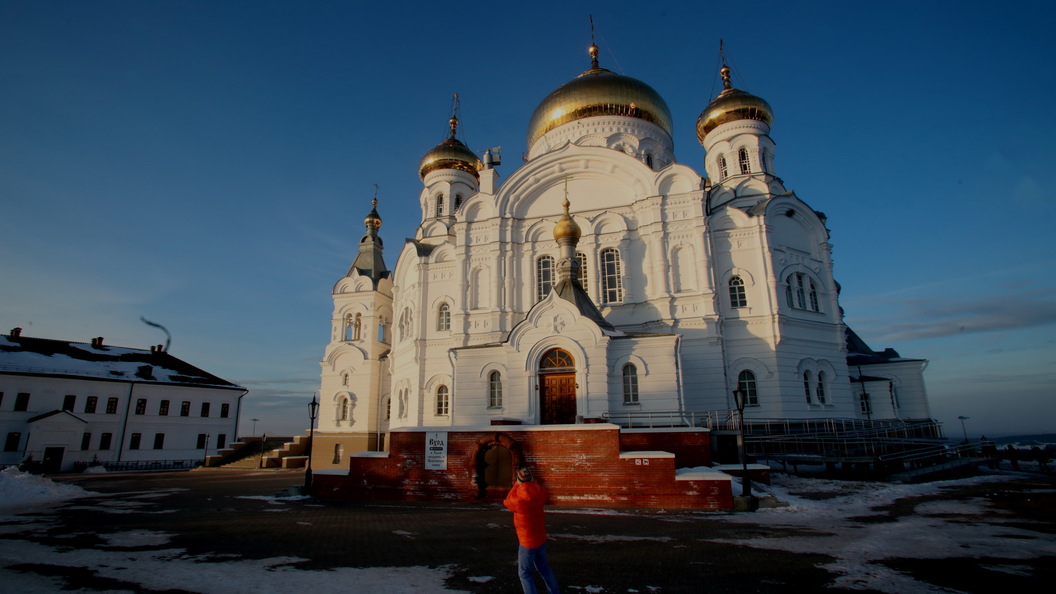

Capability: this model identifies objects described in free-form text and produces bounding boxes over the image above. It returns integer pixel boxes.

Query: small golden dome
[364,198,382,229]
[418,115,483,180]
[696,65,773,142]
[527,45,673,149]
[553,196,582,241]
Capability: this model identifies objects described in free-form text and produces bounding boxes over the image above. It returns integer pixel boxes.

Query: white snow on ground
[0,467,94,509]
[553,533,674,544]
[712,471,1056,593]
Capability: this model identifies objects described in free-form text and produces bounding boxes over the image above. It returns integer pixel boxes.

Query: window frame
[738,147,751,174]
[536,255,555,301]
[622,364,640,405]
[435,385,450,416]
[488,371,503,408]
[737,370,759,407]
[437,302,451,331]
[601,248,623,304]
[729,276,747,308]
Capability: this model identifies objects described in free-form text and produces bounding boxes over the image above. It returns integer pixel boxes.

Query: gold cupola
[418,111,482,180]
[553,194,582,242]
[695,63,773,142]
[364,198,382,230]
[527,44,673,150]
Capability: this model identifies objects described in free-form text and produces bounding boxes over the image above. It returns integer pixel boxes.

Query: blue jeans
[518,543,559,593]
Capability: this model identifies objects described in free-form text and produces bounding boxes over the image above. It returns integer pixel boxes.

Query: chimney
[91,337,104,348]
[10,327,21,337]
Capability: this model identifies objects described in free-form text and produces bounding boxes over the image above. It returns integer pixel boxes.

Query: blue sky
[2,1,1054,439]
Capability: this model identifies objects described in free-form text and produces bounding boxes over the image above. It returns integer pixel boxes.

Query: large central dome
[526,45,673,150]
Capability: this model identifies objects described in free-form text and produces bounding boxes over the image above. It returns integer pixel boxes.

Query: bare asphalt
[6,469,1055,593]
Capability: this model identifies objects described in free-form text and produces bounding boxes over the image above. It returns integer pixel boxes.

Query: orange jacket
[503,480,549,548]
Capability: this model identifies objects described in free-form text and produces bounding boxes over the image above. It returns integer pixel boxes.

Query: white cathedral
[310,44,932,471]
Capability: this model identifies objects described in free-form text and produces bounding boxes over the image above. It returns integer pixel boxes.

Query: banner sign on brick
[425,432,448,470]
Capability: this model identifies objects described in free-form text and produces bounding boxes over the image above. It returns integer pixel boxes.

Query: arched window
[488,371,503,408]
[342,373,349,386]
[729,276,747,308]
[576,252,588,293]
[803,370,813,403]
[739,148,751,174]
[435,194,444,217]
[622,364,639,405]
[786,273,820,312]
[377,316,388,343]
[437,303,451,331]
[353,313,362,341]
[344,314,355,341]
[340,397,349,421]
[718,156,728,180]
[435,385,450,416]
[808,280,820,312]
[601,248,623,303]
[536,255,555,301]
[737,370,759,406]
[816,371,827,404]
[645,153,654,169]
[398,308,412,341]
[454,194,463,209]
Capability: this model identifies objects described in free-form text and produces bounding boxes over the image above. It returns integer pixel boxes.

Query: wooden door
[541,373,577,424]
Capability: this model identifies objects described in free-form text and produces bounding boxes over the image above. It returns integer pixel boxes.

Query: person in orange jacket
[504,466,560,593]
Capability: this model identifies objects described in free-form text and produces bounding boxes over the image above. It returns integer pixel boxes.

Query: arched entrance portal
[539,348,577,424]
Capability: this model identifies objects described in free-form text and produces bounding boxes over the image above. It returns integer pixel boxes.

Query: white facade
[1,332,246,472]
[316,49,931,456]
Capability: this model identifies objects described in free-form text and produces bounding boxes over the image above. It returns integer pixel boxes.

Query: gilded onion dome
[553,192,581,242]
[364,198,382,230]
[695,64,773,142]
[418,114,483,180]
[527,44,673,149]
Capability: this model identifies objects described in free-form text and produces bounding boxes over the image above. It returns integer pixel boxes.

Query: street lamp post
[957,416,970,442]
[251,418,260,436]
[305,394,319,492]
[732,387,757,511]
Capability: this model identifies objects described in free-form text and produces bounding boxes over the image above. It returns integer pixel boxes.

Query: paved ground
[3,469,1054,592]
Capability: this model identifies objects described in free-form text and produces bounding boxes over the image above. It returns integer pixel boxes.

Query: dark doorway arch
[539,348,577,424]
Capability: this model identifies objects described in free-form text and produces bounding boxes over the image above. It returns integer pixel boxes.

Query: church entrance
[539,348,577,424]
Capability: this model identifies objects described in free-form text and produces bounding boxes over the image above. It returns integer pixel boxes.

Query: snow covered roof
[0,333,244,390]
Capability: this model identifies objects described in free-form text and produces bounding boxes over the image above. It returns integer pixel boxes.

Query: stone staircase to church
[205,436,307,469]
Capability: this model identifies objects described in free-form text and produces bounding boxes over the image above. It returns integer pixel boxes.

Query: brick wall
[312,425,733,510]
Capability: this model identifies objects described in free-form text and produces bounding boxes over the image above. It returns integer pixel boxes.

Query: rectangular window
[99,433,113,450]
[601,249,624,303]
[63,394,77,411]
[200,402,210,418]
[153,433,165,449]
[159,400,170,416]
[217,434,226,449]
[14,393,30,411]
[536,256,555,301]
[4,432,21,452]
[129,433,142,450]
[85,396,98,414]
[220,403,230,418]
[196,434,208,449]
[106,397,119,414]
[180,401,190,417]
[135,398,147,415]
[81,432,92,450]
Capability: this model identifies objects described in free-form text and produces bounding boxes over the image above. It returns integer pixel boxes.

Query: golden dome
[527,44,673,149]
[696,65,773,142]
[364,198,382,229]
[553,196,582,242]
[418,115,483,180]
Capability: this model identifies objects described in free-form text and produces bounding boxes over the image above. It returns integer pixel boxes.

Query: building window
[859,392,872,416]
[786,273,820,312]
[135,398,147,415]
[106,397,119,414]
[803,371,813,403]
[201,402,210,417]
[333,443,344,464]
[761,150,769,173]
[729,276,747,308]
[601,248,623,303]
[718,155,728,180]
[622,364,640,405]
[454,194,463,209]
[576,252,588,292]
[217,434,226,449]
[4,432,21,452]
[63,395,76,411]
[180,401,190,417]
[435,194,444,217]
[85,396,98,414]
[81,433,92,451]
[398,308,412,342]
[340,397,349,421]
[816,372,827,404]
[385,397,391,421]
[14,393,29,411]
[99,433,113,450]
[488,371,503,408]
[353,313,362,340]
[737,370,759,406]
[536,255,555,301]
[435,385,450,416]
[197,434,208,449]
[129,433,142,450]
[153,433,165,449]
[437,302,451,331]
[739,148,751,174]
[159,400,170,416]
[220,403,230,418]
